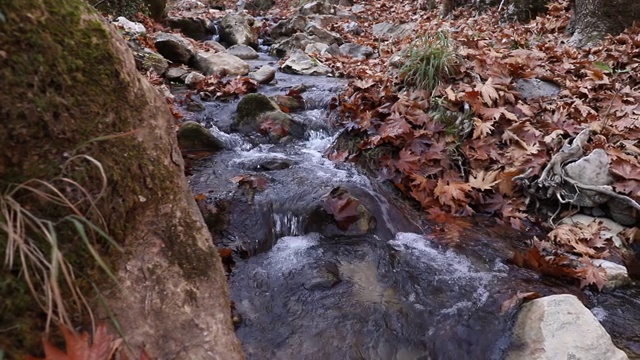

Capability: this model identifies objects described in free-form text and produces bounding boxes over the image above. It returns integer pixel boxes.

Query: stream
[178,53,640,359]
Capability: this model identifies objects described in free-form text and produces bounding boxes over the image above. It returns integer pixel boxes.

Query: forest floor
[155,0,640,288]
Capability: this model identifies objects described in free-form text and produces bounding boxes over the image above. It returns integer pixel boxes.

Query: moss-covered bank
[0,1,242,358]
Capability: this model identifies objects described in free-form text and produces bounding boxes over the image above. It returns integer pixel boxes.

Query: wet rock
[153,32,196,65]
[305,42,330,54]
[302,262,341,290]
[307,187,377,236]
[186,99,206,112]
[184,71,205,88]
[236,93,280,123]
[248,65,276,84]
[113,17,146,35]
[219,13,258,48]
[304,23,343,46]
[166,16,211,40]
[592,259,632,290]
[271,33,322,58]
[177,121,225,150]
[253,159,293,171]
[564,149,614,207]
[227,44,259,59]
[272,95,305,112]
[299,1,337,15]
[165,67,189,82]
[133,48,169,75]
[281,49,332,76]
[515,78,561,99]
[339,43,374,59]
[270,15,307,39]
[195,51,250,76]
[372,22,416,40]
[234,94,306,139]
[508,294,628,360]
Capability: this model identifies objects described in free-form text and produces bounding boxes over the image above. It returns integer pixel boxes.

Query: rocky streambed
[113,2,640,358]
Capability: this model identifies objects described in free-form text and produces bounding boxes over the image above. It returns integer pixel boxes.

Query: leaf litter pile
[268,0,640,290]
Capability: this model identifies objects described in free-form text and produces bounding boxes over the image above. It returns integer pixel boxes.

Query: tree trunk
[0,0,243,359]
[568,0,640,47]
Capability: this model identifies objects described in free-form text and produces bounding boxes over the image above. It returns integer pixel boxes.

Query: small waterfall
[273,212,306,238]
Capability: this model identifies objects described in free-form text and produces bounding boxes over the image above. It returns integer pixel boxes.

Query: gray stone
[227,44,259,59]
[219,13,258,48]
[564,149,614,207]
[305,23,343,46]
[515,78,561,99]
[153,32,196,65]
[281,49,332,76]
[248,65,276,84]
[372,22,416,40]
[203,40,227,53]
[195,51,250,76]
[165,67,190,81]
[339,43,374,59]
[592,259,632,290]
[113,17,146,35]
[559,214,626,246]
[351,4,365,13]
[184,72,205,89]
[166,16,211,40]
[343,21,363,35]
[270,15,307,39]
[177,121,225,150]
[271,33,322,58]
[304,42,329,54]
[508,294,628,360]
[299,1,337,15]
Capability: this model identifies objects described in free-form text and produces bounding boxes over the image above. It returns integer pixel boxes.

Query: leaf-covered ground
[134,0,640,288]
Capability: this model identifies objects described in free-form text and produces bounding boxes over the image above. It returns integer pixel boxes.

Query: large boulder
[153,32,196,65]
[219,13,258,48]
[195,51,250,76]
[281,49,332,76]
[508,294,628,360]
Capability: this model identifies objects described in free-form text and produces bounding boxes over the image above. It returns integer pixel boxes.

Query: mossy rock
[235,93,280,126]
[177,121,225,150]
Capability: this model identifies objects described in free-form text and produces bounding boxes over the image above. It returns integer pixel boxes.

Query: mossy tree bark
[0,0,242,359]
[568,0,640,47]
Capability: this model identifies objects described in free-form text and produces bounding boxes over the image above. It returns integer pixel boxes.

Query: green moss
[0,0,188,357]
[235,93,280,125]
[163,215,218,281]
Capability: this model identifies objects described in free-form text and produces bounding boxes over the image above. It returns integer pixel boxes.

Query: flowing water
[181,55,640,359]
